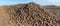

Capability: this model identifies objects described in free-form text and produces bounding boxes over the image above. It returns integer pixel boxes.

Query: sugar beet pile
[6,2,57,26]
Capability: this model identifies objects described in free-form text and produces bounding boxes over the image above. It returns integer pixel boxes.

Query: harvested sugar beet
[5,2,57,26]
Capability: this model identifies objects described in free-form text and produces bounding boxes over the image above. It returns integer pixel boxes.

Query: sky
[0,0,60,6]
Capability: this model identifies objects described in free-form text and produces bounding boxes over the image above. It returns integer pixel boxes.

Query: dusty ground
[0,7,9,26]
[0,6,16,26]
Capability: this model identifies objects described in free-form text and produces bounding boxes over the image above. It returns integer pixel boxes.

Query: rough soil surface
[0,2,57,26]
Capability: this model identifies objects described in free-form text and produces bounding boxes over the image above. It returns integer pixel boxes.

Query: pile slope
[0,2,57,26]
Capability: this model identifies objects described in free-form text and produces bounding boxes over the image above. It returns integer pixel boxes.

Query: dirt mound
[0,2,57,26]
